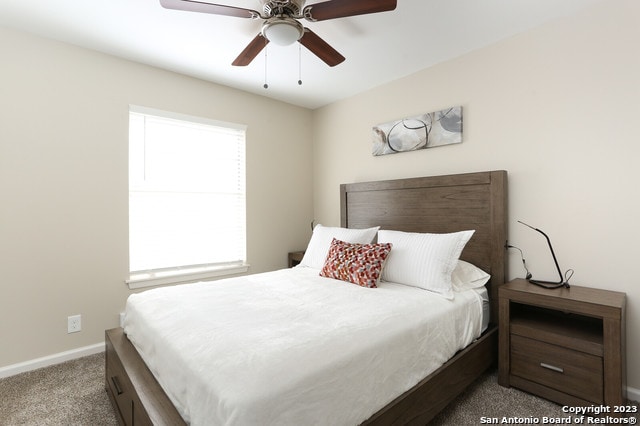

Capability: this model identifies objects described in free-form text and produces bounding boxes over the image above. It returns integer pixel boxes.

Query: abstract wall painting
[372,106,463,156]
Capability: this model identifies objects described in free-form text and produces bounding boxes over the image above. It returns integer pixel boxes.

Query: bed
[105,170,508,425]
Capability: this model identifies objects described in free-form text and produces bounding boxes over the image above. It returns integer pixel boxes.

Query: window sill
[126,263,250,290]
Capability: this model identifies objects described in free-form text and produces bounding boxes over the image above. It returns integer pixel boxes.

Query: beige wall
[0,27,313,366]
[312,0,640,390]
[2,0,639,395]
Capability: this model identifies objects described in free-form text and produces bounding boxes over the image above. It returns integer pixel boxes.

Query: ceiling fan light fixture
[262,18,304,46]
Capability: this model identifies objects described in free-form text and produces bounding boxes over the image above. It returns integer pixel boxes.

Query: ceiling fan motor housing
[261,0,304,17]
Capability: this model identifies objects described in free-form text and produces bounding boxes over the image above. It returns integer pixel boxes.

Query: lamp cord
[506,244,531,280]
[564,268,574,283]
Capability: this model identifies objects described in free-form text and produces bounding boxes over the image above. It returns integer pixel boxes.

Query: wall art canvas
[372,106,463,156]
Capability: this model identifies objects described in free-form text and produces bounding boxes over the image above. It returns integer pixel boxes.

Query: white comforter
[123,267,483,426]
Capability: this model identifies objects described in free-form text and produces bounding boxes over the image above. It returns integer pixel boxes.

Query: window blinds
[128,106,246,278]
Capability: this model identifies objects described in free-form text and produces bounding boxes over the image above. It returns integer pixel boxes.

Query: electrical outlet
[67,315,81,333]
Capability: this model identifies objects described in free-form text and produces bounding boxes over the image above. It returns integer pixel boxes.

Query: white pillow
[299,224,380,270]
[451,260,490,292]
[377,229,475,299]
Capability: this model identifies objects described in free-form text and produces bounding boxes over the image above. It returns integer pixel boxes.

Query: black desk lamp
[518,221,570,289]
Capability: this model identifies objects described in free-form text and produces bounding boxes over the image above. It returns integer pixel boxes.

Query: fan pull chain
[298,44,302,86]
[263,42,269,89]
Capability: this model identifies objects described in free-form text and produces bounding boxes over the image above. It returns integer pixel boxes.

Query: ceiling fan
[159,0,397,67]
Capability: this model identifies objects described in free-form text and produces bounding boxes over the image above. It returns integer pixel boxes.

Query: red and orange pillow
[320,238,392,288]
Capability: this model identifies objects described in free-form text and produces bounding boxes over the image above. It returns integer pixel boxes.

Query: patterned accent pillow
[320,238,393,288]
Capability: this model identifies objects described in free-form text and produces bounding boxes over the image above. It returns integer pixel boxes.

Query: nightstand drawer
[510,335,603,403]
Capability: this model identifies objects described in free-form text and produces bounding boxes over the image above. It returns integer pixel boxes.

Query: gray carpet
[0,353,637,425]
[0,353,118,426]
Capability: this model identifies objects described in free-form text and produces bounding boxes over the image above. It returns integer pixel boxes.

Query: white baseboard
[627,385,640,403]
[0,343,104,379]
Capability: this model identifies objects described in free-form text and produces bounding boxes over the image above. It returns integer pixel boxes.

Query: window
[127,106,248,288]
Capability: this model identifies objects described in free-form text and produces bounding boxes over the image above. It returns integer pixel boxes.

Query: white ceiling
[0,0,602,109]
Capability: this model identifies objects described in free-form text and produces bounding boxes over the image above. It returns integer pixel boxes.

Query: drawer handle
[540,362,564,373]
[111,376,124,395]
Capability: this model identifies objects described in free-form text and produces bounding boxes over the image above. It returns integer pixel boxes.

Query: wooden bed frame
[105,170,508,425]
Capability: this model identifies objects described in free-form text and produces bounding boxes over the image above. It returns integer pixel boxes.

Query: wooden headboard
[340,170,508,323]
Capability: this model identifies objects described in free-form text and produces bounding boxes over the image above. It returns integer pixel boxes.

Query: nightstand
[498,279,626,406]
[288,251,304,268]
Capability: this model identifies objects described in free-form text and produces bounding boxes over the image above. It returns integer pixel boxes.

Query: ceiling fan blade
[160,0,260,19]
[232,34,269,66]
[299,29,345,67]
[303,0,396,22]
